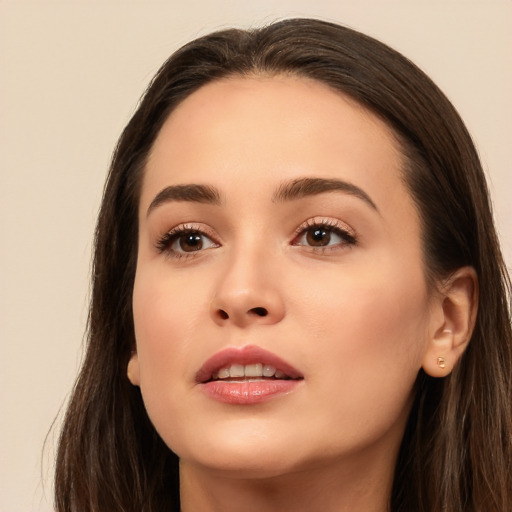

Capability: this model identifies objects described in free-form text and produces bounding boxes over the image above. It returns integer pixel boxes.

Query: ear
[127,351,141,386]
[422,266,478,377]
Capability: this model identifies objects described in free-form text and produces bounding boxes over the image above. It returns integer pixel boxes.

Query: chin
[181,451,304,480]
[171,422,310,478]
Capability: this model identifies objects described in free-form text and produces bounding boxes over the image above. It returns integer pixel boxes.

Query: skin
[128,75,475,512]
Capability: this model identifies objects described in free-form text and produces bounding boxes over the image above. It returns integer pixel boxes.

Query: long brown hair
[55,18,512,511]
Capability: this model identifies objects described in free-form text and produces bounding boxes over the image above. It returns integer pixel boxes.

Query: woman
[55,18,512,512]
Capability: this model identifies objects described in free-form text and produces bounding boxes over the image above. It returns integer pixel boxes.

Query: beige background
[0,1,510,511]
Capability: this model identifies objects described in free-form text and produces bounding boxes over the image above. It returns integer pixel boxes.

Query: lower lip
[201,379,301,405]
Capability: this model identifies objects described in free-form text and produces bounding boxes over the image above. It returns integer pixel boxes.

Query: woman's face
[130,76,437,477]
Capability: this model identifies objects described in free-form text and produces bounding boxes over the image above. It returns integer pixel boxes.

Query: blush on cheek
[307,270,429,379]
[315,283,425,448]
[132,271,212,389]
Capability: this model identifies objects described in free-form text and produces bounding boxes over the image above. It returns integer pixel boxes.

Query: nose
[210,250,286,328]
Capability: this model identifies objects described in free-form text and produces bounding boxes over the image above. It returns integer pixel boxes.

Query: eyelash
[156,224,219,259]
[155,218,357,259]
[292,218,357,251]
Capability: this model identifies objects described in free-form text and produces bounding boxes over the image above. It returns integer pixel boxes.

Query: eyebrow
[147,184,221,216]
[147,176,378,216]
[272,177,378,211]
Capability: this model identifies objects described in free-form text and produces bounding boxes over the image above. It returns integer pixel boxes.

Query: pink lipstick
[196,345,303,405]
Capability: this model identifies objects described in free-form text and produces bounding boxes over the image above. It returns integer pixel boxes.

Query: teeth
[214,363,280,380]
[263,364,277,377]
[230,364,245,378]
[244,363,263,377]
[217,368,230,379]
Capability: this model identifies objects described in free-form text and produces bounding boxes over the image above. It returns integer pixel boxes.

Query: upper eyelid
[166,223,218,239]
[155,223,221,258]
[155,223,221,251]
[157,217,357,245]
[294,217,356,236]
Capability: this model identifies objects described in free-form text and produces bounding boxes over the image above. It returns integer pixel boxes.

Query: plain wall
[1,1,510,511]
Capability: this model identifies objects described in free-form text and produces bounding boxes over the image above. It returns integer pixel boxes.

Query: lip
[195,345,303,383]
[196,345,304,405]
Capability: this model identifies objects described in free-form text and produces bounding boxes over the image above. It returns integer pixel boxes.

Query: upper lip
[195,345,304,383]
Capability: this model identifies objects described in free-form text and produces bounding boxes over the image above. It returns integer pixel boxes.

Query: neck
[179,446,395,512]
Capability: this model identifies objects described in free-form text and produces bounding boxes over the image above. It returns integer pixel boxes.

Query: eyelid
[291,216,358,251]
[167,222,218,241]
[294,217,356,238]
[155,222,221,256]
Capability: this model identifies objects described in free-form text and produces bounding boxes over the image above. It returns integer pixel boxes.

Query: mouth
[196,345,304,404]
[196,345,303,384]
[209,362,294,382]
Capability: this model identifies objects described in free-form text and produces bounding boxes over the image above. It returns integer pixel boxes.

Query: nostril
[250,307,268,317]
[218,310,229,320]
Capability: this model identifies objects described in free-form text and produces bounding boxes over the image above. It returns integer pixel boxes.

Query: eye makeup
[155,223,220,259]
[292,217,357,251]
[154,215,357,262]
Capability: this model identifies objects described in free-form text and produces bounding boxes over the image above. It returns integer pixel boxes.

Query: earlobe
[422,266,478,377]
[127,351,141,386]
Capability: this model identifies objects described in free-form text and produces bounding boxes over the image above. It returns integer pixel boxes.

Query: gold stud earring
[437,357,446,369]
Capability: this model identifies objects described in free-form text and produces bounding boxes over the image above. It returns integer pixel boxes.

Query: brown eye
[293,222,356,250]
[178,233,203,252]
[157,227,219,257]
[306,227,331,247]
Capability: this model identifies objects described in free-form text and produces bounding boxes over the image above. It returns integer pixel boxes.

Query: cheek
[328,284,426,358]
[298,259,429,352]
[131,267,208,422]
[132,265,223,455]
[133,263,209,354]
[293,260,429,434]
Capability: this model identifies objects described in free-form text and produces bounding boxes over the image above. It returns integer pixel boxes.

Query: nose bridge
[210,237,285,326]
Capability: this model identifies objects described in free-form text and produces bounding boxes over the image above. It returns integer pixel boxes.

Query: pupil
[180,233,203,252]
[307,228,330,246]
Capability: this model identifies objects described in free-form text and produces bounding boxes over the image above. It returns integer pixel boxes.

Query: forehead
[150,74,399,158]
[142,75,410,217]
